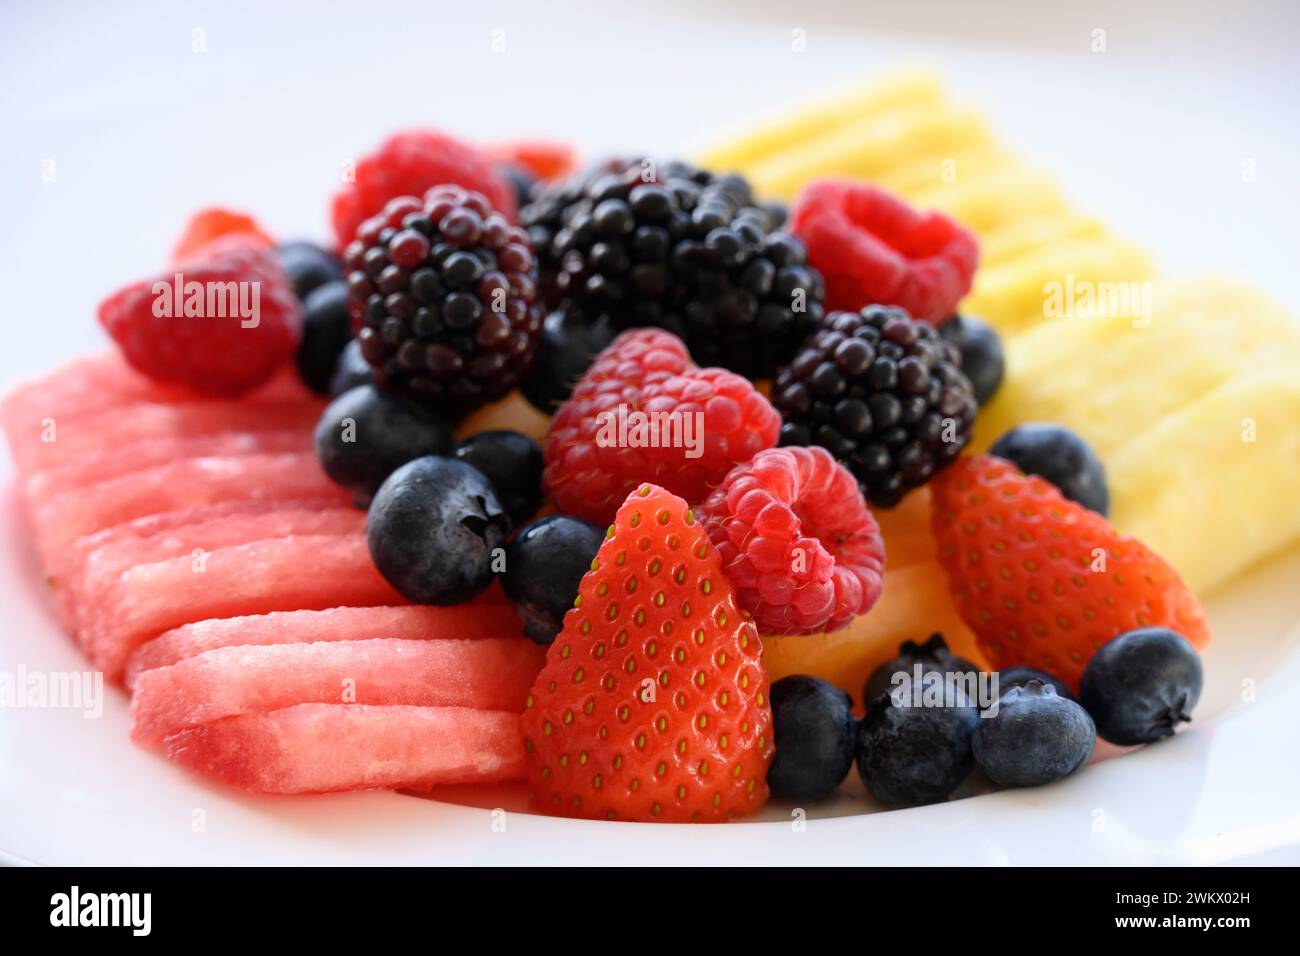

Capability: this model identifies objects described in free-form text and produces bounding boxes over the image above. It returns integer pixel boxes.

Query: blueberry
[277,240,343,301]
[1079,627,1202,746]
[453,430,544,525]
[295,281,353,395]
[502,515,605,644]
[497,161,537,208]
[973,681,1095,787]
[768,676,859,802]
[862,633,979,706]
[314,385,454,504]
[939,313,1004,406]
[990,423,1110,516]
[520,307,616,412]
[366,456,511,605]
[856,681,980,806]
[330,339,374,396]
[996,665,1074,703]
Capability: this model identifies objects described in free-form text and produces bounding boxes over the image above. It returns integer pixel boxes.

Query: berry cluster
[774,304,978,507]
[522,158,824,379]
[343,186,544,416]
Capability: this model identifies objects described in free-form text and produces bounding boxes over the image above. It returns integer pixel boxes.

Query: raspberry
[485,140,579,183]
[931,454,1211,691]
[773,305,978,507]
[331,130,516,248]
[342,186,543,417]
[171,208,274,263]
[522,483,774,822]
[522,158,825,379]
[98,238,301,396]
[699,447,885,635]
[790,180,978,324]
[543,329,780,524]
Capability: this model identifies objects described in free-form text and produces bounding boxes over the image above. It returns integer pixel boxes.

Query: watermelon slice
[161,703,525,793]
[126,602,525,687]
[132,637,544,740]
[27,429,313,498]
[6,399,324,475]
[86,533,405,681]
[66,506,365,642]
[30,452,349,566]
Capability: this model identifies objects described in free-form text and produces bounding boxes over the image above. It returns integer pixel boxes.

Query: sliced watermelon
[27,429,313,498]
[132,637,544,740]
[161,703,525,793]
[67,506,365,642]
[86,533,405,681]
[30,452,349,566]
[6,399,324,475]
[126,602,524,687]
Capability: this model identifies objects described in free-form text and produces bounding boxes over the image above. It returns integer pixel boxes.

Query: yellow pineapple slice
[1108,365,1300,595]
[746,105,993,201]
[695,68,944,174]
[875,144,1013,199]
[980,213,1108,267]
[908,166,1068,236]
[974,278,1300,455]
[963,237,1154,335]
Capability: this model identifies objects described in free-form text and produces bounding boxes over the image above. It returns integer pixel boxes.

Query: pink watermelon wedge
[161,703,525,793]
[131,637,544,740]
[1,352,311,432]
[30,452,349,566]
[126,602,525,687]
[6,399,324,475]
[26,429,313,498]
[86,533,405,681]
[67,506,366,642]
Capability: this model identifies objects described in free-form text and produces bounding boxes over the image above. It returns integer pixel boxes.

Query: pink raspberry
[542,329,780,524]
[699,446,885,634]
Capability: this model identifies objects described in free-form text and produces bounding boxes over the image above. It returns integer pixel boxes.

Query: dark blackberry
[341,186,544,417]
[774,305,978,508]
[520,158,824,379]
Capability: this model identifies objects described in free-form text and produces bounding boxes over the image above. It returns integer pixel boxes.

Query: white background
[1,0,1298,393]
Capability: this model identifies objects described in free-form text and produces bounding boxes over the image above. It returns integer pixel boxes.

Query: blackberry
[342,186,544,417]
[774,305,978,508]
[520,158,824,379]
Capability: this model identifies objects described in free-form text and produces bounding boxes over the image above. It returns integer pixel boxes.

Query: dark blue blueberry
[768,676,859,802]
[973,680,1095,787]
[863,633,979,706]
[277,240,343,301]
[856,682,980,806]
[1079,628,1202,745]
[295,281,353,395]
[366,456,511,605]
[520,307,616,412]
[990,423,1110,516]
[497,161,538,209]
[939,313,1004,406]
[453,430,544,525]
[314,385,453,505]
[995,665,1074,703]
[502,515,605,644]
[329,339,374,397]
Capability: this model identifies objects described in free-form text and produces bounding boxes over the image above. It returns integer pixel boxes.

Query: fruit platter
[3,66,1300,865]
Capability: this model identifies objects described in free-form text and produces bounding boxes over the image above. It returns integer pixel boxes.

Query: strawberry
[171,207,274,264]
[931,454,1210,691]
[543,328,780,525]
[522,483,774,822]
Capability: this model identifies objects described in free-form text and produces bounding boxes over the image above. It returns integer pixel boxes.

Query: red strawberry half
[931,454,1210,690]
[522,483,774,822]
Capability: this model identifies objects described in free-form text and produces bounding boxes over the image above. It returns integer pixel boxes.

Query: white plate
[3,1,1299,865]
